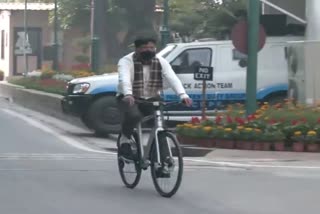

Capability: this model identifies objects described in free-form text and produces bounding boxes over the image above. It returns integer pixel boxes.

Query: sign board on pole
[194,66,213,81]
[194,66,214,120]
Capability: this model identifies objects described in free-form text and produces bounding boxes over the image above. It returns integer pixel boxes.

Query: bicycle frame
[135,101,172,164]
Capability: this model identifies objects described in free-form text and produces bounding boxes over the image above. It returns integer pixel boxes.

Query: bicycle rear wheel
[150,131,183,198]
[117,132,142,189]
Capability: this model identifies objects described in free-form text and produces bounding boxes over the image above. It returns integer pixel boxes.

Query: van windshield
[158,44,177,58]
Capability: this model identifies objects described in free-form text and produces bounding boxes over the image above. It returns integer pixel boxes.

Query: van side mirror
[239,59,247,68]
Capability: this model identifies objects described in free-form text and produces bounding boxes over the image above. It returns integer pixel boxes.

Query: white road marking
[0,153,116,161]
[184,158,320,170]
[1,109,116,155]
[3,109,320,171]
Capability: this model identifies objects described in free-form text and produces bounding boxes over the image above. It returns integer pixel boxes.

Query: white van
[61,36,301,135]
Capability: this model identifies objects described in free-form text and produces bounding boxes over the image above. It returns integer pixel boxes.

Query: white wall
[0,10,11,77]
[304,0,320,104]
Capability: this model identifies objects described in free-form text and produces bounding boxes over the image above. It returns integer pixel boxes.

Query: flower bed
[176,101,320,152]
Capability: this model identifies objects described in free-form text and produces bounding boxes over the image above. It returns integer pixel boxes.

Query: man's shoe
[119,135,137,160]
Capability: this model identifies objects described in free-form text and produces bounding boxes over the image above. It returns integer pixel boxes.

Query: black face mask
[140,51,156,61]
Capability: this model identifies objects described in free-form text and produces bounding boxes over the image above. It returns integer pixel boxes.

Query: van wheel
[87,96,121,135]
[81,113,93,129]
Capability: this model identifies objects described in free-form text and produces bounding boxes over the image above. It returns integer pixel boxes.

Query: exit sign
[194,66,213,81]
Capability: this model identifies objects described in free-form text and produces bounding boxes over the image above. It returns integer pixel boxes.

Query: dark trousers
[117,96,169,160]
[118,98,154,138]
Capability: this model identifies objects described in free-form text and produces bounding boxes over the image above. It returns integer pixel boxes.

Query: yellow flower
[239,111,245,114]
[294,131,302,136]
[264,117,269,120]
[256,110,262,114]
[307,130,317,136]
[264,102,269,105]
[217,126,224,129]
[237,126,244,130]
[245,128,253,131]
[176,124,183,128]
[224,128,233,132]
[203,126,213,132]
[255,129,262,133]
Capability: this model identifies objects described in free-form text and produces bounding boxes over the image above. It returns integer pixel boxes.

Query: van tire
[81,113,93,129]
[87,96,121,135]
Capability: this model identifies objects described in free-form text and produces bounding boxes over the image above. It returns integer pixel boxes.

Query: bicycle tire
[150,131,183,198]
[117,132,142,189]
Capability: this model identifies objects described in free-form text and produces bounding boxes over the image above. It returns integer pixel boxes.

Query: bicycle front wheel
[150,131,183,198]
[117,133,142,189]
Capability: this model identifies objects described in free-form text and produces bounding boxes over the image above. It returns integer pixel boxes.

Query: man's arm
[118,57,132,96]
[159,56,189,99]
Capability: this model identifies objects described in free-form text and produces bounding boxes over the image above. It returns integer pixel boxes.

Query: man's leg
[118,99,143,138]
[118,99,143,159]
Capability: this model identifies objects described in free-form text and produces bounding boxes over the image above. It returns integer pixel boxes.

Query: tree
[169,0,247,40]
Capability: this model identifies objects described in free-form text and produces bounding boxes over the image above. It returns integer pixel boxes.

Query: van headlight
[73,83,90,94]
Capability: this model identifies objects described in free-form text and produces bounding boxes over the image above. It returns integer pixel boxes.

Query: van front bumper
[61,94,92,116]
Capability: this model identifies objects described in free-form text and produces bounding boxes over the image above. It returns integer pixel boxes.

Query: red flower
[235,117,245,125]
[215,115,222,125]
[226,115,233,124]
[191,117,201,125]
[291,120,299,125]
[317,118,320,124]
[247,114,256,122]
[268,119,277,124]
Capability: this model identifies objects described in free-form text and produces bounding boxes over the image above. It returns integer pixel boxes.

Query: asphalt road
[0,98,320,214]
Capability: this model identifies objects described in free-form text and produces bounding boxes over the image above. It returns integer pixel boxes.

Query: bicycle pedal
[141,160,150,170]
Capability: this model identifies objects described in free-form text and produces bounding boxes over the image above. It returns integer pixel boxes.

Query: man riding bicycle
[117,37,192,165]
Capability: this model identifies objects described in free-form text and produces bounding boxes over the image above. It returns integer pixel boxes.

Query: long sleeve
[118,56,133,96]
[158,56,189,99]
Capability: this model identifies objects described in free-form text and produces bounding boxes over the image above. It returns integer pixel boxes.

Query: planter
[236,141,253,150]
[260,142,272,151]
[306,143,320,153]
[0,75,3,81]
[218,139,235,149]
[197,138,215,148]
[274,141,286,151]
[253,142,263,151]
[292,142,305,152]
[177,135,195,145]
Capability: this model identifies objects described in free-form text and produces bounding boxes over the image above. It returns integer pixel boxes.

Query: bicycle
[117,98,184,198]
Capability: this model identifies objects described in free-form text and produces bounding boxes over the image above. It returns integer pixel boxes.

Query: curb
[0,82,86,129]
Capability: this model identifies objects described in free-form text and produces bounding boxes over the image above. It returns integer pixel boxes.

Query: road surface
[0,97,319,214]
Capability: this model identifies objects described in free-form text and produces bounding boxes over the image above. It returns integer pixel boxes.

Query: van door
[215,45,247,109]
[163,47,216,111]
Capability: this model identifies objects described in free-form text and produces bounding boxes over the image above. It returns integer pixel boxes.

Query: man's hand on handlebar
[182,97,193,107]
[123,95,135,106]
[180,93,192,107]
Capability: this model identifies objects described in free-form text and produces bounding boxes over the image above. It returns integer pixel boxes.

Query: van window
[171,48,212,74]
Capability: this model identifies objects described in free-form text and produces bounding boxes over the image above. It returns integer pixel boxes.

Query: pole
[90,0,99,73]
[24,0,28,76]
[246,0,260,115]
[202,80,206,120]
[161,0,170,48]
[52,0,59,71]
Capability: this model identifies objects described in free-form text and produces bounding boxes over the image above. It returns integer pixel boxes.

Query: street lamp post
[52,0,59,71]
[90,0,99,73]
[24,0,29,76]
[160,0,170,48]
[246,0,260,115]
